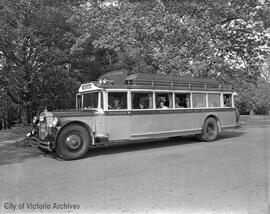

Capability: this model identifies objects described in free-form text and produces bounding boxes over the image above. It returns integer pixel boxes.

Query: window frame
[130,90,155,110]
[106,89,129,111]
[174,92,192,109]
[223,93,233,107]
[191,92,207,108]
[77,91,102,110]
[207,92,221,108]
[155,90,174,110]
[82,91,100,109]
[103,89,230,110]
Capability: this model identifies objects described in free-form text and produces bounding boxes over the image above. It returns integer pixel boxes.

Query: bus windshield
[82,92,99,109]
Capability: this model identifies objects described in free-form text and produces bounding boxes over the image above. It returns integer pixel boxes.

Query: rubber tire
[195,134,203,141]
[200,117,219,142]
[56,124,90,160]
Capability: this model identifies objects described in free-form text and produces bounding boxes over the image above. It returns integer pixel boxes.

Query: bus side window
[192,93,206,108]
[108,92,127,109]
[208,93,221,107]
[131,92,153,109]
[223,94,232,107]
[156,93,173,109]
[175,93,190,108]
[83,92,99,108]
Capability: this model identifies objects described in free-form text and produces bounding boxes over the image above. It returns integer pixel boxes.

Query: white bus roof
[79,70,234,92]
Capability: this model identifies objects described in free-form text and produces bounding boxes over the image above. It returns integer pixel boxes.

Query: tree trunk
[21,105,30,125]
[1,119,4,130]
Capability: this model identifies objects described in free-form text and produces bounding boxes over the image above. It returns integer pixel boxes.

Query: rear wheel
[200,117,219,142]
[56,124,90,160]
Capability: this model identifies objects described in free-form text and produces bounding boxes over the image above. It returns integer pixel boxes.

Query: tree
[0,0,81,124]
[73,0,270,83]
[235,55,270,114]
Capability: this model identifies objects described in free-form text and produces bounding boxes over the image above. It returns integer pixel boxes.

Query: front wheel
[56,124,90,160]
[200,117,219,142]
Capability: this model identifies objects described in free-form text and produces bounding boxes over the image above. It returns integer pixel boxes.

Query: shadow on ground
[217,130,246,140]
[0,130,246,163]
[87,130,246,159]
[0,116,266,163]
[0,142,43,166]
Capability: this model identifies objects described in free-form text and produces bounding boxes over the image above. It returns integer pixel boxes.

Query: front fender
[54,121,95,147]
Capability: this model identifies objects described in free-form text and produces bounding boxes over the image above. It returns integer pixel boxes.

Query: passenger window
[131,92,153,109]
[208,93,221,107]
[223,94,232,107]
[108,92,127,109]
[83,92,99,108]
[192,93,206,108]
[175,93,191,108]
[156,93,173,109]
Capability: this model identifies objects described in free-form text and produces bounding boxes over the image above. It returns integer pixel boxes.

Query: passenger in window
[175,102,181,108]
[109,97,122,109]
[139,102,145,109]
[224,96,232,107]
[159,101,168,109]
[175,96,190,108]
[176,102,185,108]
[175,98,182,108]
[175,95,190,108]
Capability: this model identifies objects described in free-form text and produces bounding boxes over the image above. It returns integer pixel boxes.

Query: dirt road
[0,116,269,213]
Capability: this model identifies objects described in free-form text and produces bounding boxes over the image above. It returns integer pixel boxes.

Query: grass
[0,126,31,140]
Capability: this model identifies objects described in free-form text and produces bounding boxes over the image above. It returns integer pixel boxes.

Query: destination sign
[79,83,99,92]
[81,84,92,90]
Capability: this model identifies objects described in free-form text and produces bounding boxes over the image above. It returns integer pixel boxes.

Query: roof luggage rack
[126,78,223,90]
[97,70,232,91]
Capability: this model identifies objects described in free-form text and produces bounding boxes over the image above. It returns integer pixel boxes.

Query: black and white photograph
[0,0,270,213]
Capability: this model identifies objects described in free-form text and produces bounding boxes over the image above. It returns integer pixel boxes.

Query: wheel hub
[206,124,215,136]
[65,133,82,151]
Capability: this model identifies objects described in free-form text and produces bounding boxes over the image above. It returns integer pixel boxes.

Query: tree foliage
[74,0,269,80]
[72,0,270,114]
[236,55,270,114]
[0,0,85,123]
[0,0,270,126]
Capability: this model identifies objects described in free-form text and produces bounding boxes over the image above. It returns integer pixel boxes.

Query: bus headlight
[32,116,38,125]
[52,117,58,127]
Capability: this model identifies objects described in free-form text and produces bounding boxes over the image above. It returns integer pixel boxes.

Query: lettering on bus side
[107,111,130,115]
[104,108,235,116]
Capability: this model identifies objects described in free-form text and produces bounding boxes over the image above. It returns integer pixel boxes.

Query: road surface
[0,116,270,214]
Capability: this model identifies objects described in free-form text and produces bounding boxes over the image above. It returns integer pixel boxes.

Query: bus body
[27,70,239,160]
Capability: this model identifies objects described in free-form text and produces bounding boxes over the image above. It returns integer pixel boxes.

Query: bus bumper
[26,131,52,152]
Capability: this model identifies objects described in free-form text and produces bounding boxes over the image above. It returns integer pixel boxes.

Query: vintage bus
[27,70,239,160]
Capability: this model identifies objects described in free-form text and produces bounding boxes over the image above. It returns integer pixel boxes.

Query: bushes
[235,79,270,115]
